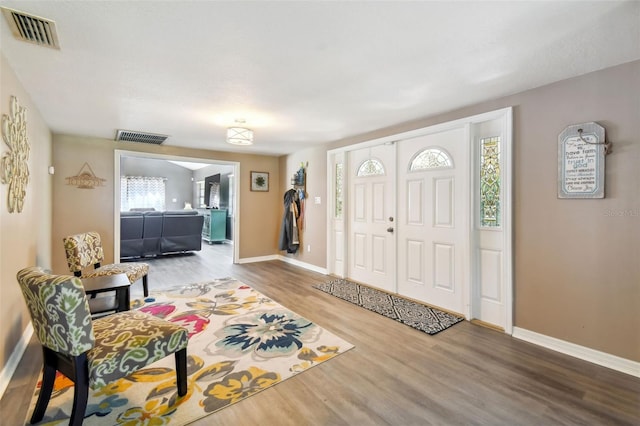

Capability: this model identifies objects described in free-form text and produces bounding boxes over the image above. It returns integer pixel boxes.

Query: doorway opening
[114,150,240,264]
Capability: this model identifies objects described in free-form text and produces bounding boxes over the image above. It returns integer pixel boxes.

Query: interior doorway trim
[326,107,513,334]
[114,150,241,264]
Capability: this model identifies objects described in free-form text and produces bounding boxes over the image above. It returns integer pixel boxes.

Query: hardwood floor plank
[2,243,638,425]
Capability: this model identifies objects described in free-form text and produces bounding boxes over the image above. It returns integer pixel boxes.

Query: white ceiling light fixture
[226,120,253,146]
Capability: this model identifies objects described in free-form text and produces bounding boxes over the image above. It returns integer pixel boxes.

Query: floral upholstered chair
[63,231,150,297]
[17,267,188,426]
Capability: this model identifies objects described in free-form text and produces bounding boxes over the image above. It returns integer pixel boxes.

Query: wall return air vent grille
[1,7,60,49]
[115,130,169,145]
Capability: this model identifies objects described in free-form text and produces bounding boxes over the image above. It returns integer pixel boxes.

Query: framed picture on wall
[250,171,269,192]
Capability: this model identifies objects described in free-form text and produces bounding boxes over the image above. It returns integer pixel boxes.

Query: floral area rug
[27,278,354,425]
[314,279,464,335]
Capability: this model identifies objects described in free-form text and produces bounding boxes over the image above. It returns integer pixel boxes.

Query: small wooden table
[82,274,131,315]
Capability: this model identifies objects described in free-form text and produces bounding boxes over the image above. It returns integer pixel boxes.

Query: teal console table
[201,209,227,243]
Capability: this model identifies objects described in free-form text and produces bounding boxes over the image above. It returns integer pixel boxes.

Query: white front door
[347,144,396,293]
[397,127,469,314]
[330,108,513,332]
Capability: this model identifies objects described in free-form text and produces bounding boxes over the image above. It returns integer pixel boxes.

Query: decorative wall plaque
[250,171,269,192]
[0,96,30,213]
[66,162,106,189]
[558,122,605,199]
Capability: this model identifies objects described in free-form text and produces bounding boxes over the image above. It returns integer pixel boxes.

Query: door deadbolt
[389,217,394,222]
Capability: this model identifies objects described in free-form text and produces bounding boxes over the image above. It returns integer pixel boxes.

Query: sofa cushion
[160,214,204,253]
[119,211,204,259]
[121,211,144,217]
[142,213,164,256]
[120,214,144,258]
[163,210,198,216]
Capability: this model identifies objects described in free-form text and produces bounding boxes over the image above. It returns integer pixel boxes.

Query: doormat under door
[314,278,464,335]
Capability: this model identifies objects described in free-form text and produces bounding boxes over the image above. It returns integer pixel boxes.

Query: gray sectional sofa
[120,210,204,259]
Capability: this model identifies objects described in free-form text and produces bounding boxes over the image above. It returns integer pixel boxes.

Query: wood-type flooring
[2,243,638,425]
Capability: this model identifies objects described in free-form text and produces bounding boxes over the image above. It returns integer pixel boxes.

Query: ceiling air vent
[115,130,169,145]
[1,7,60,49]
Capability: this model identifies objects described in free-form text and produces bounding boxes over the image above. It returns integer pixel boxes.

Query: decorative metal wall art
[65,162,106,189]
[1,96,30,213]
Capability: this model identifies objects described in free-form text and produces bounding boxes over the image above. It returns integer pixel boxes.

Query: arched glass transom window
[410,148,453,171]
[357,158,385,176]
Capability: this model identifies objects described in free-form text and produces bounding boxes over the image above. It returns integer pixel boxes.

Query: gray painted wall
[120,156,194,211]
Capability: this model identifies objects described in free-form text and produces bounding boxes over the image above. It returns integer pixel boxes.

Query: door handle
[387,227,394,233]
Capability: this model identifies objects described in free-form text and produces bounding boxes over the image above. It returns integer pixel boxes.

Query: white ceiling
[167,160,210,171]
[1,1,638,156]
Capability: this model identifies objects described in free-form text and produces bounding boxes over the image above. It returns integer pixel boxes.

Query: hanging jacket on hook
[278,188,300,253]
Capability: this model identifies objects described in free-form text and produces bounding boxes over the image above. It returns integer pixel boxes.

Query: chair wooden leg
[69,384,89,426]
[69,354,90,426]
[142,274,149,297]
[175,348,187,397]
[116,285,131,312]
[30,359,56,424]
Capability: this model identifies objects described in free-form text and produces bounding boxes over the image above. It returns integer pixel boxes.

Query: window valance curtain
[120,176,166,212]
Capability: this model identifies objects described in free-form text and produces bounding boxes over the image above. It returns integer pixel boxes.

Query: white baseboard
[237,255,280,264]
[512,327,640,378]
[0,323,33,399]
[237,254,328,275]
[278,255,328,275]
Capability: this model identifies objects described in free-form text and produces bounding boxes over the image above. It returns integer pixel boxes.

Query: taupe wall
[1,51,637,380]
[278,147,328,266]
[0,53,52,370]
[311,60,639,362]
[51,135,281,274]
